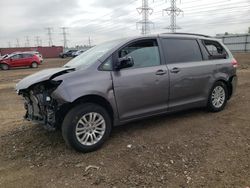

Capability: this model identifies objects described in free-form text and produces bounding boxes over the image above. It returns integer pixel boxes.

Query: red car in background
[0,52,41,70]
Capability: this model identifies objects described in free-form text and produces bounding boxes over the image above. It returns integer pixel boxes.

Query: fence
[0,46,63,58]
[216,34,250,52]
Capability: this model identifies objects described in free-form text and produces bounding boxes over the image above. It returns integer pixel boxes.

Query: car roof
[123,33,217,41]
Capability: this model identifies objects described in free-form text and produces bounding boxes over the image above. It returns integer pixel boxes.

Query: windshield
[64,39,123,69]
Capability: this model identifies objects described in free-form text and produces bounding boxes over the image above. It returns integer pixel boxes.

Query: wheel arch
[58,94,114,127]
[0,62,10,69]
[213,78,233,100]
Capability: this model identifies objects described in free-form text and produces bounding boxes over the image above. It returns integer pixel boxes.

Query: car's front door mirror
[115,56,134,70]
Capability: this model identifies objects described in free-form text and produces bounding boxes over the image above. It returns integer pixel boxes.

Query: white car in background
[72,50,85,57]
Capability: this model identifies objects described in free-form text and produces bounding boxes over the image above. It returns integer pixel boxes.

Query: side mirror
[115,56,134,70]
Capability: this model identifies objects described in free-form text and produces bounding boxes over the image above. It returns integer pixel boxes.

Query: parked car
[59,50,78,58]
[0,52,41,70]
[72,50,85,57]
[16,33,238,152]
[23,51,43,63]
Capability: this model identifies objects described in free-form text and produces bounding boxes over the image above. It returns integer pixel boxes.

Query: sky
[0,0,249,48]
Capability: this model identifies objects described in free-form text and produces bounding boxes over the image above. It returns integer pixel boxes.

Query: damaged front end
[19,80,62,130]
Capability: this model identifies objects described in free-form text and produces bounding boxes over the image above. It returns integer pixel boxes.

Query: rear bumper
[231,75,237,96]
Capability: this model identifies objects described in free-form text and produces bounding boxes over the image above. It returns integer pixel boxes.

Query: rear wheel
[31,62,38,68]
[62,103,112,152]
[1,64,9,70]
[207,81,228,112]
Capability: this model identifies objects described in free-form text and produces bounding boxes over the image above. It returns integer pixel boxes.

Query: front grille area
[23,92,57,130]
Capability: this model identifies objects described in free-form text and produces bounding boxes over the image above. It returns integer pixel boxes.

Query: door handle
[155,69,167,75]
[170,67,180,73]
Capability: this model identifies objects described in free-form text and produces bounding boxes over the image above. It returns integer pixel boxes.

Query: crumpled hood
[16,67,74,91]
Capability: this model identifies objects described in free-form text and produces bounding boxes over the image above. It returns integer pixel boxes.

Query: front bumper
[23,92,57,130]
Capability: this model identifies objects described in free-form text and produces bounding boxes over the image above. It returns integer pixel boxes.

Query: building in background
[0,46,63,58]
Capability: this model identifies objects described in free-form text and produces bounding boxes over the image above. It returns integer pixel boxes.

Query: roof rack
[161,32,211,38]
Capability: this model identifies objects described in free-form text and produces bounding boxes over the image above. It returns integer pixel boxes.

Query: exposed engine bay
[19,80,62,130]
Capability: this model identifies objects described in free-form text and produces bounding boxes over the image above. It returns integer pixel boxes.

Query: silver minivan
[16,33,238,152]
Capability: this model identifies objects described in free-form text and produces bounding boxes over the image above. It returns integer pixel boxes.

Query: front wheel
[62,103,112,152]
[31,62,38,68]
[207,81,228,112]
[1,64,9,70]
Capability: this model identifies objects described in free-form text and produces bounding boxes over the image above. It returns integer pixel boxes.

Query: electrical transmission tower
[16,39,20,47]
[35,36,40,46]
[88,36,92,47]
[25,36,30,47]
[163,0,183,33]
[8,42,11,48]
[45,27,53,46]
[136,0,154,35]
[61,27,69,49]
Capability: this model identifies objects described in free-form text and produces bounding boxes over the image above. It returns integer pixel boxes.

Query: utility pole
[45,27,53,46]
[35,36,40,46]
[61,27,69,49]
[25,36,30,47]
[136,0,154,35]
[16,39,20,47]
[8,42,11,48]
[163,0,183,33]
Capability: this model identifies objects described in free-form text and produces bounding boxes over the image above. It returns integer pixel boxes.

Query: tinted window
[119,40,160,68]
[11,54,22,59]
[162,39,202,63]
[22,53,33,58]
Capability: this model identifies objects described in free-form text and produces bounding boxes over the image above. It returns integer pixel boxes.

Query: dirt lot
[0,55,249,188]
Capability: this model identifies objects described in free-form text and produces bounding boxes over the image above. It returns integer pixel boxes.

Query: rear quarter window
[202,40,228,60]
[161,38,203,63]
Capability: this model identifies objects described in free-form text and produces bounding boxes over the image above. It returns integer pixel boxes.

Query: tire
[62,103,112,152]
[62,55,66,58]
[31,62,38,68]
[1,64,9,70]
[207,81,228,112]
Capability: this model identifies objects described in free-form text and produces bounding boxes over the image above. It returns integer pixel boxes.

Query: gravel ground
[0,55,249,188]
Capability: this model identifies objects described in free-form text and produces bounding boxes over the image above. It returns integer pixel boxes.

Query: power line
[136,0,154,35]
[45,27,53,46]
[163,0,183,32]
[61,27,69,48]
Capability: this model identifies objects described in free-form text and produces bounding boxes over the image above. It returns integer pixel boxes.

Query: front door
[112,39,169,120]
[10,54,23,67]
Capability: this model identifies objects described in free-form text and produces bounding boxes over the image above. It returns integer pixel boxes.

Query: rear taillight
[231,58,238,68]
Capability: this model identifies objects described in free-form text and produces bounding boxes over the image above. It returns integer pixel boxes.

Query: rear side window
[162,38,202,63]
[202,40,228,59]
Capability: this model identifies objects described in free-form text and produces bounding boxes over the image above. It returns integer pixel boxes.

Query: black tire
[1,64,9,70]
[62,55,66,58]
[62,103,112,152]
[31,62,38,68]
[207,81,228,112]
